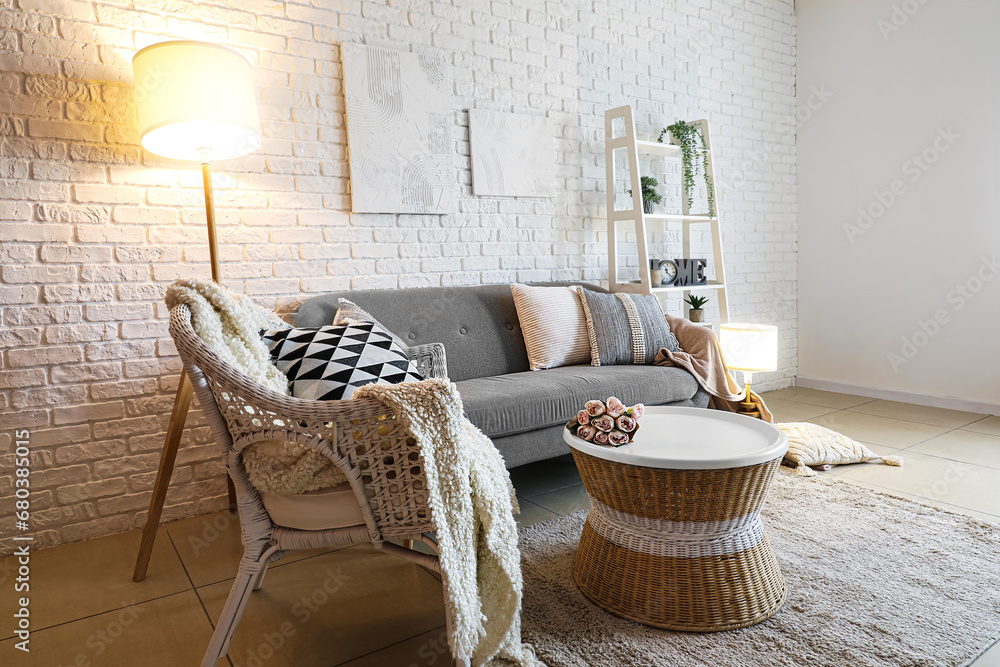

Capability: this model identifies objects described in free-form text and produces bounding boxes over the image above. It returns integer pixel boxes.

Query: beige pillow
[777,422,903,477]
[510,284,591,370]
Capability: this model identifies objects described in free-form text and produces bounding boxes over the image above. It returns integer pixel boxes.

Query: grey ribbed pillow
[576,288,679,365]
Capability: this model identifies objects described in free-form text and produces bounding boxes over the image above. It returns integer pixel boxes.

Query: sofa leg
[201,561,262,666]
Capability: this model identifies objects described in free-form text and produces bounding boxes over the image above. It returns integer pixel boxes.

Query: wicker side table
[564,406,789,632]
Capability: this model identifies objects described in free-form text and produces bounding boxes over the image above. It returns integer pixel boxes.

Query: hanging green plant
[658,121,715,217]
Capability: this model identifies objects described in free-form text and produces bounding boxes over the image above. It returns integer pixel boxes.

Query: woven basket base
[573,520,786,632]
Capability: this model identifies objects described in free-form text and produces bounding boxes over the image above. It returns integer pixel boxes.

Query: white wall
[0,0,796,555]
[797,0,1000,411]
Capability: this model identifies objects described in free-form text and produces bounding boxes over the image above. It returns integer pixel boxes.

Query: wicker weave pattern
[405,342,448,380]
[572,448,780,522]
[170,304,437,540]
[570,449,786,632]
[166,304,475,666]
[587,500,766,558]
[574,522,785,632]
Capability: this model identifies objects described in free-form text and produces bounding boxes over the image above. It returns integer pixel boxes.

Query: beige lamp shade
[719,323,778,373]
[132,40,261,162]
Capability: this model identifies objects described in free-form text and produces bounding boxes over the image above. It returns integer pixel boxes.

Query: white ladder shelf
[604,105,730,324]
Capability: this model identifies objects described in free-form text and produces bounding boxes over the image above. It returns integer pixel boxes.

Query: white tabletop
[563,406,788,470]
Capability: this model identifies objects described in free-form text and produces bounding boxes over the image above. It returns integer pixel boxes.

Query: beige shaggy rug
[518,469,1000,667]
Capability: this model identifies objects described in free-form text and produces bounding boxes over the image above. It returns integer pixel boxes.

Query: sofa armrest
[405,342,448,380]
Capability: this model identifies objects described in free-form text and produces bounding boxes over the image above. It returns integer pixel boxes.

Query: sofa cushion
[576,288,680,365]
[510,283,591,370]
[456,364,700,438]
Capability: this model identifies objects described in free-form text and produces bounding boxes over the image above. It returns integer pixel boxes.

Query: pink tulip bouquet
[567,397,645,447]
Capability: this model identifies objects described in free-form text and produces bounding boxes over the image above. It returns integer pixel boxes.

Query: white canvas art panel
[342,43,454,214]
[469,110,555,197]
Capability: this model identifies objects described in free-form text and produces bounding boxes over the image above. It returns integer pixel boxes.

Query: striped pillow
[576,288,680,365]
[510,284,591,370]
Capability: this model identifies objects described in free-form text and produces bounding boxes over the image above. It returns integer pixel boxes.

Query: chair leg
[401,538,413,550]
[252,562,268,591]
[201,559,264,667]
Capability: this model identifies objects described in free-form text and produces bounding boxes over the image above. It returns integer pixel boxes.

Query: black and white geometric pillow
[261,322,424,401]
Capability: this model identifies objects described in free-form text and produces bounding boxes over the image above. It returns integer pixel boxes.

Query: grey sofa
[295,282,709,469]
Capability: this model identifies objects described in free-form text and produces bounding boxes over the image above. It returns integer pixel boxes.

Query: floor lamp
[131,41,262,582]
[719,323,778,419]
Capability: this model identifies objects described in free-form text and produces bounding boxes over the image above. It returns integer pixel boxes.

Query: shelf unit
[605,105,730,323]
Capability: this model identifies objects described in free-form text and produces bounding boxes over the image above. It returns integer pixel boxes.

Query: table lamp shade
[132,41,261,162]
[719,323,778,373]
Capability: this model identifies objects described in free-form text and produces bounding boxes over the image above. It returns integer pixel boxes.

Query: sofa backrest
[294,282,606,382]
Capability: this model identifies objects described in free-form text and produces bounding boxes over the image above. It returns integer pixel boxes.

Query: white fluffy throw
[165,280,348,494]
[354,378,545,667]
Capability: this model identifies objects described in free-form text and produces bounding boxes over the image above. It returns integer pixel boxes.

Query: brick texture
[0,0,797,555]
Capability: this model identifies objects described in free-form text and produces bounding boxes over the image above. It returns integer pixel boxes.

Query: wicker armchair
[166,304,466,667]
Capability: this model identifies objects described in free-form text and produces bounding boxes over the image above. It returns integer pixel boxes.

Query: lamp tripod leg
[134,161,237,581]
[133,370,194,582]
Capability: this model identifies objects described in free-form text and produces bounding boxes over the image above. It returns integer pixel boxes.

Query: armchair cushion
[260,482,365,531]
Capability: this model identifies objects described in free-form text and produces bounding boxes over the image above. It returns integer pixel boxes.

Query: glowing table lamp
[131,41,261,582]
[719,323,778,417]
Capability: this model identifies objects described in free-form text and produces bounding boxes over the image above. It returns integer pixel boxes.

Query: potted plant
[658,121,715,217]
[684,294,710,322]
[627,175,662,214]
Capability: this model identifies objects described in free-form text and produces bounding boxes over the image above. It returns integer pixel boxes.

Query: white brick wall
[0,0,797,555]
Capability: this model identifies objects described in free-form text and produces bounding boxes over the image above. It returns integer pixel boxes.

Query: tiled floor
[2,388,999,666]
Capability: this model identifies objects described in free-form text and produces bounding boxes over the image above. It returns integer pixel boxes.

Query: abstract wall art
[342,43,454,214]
[469,110,555,197]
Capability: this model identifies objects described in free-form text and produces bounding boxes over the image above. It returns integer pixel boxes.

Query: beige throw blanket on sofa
[655,314,773,422]
[355,379,544,667]
[165,280,349,494]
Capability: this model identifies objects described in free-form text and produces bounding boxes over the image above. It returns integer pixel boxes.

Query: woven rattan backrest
[167,304,436,538]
